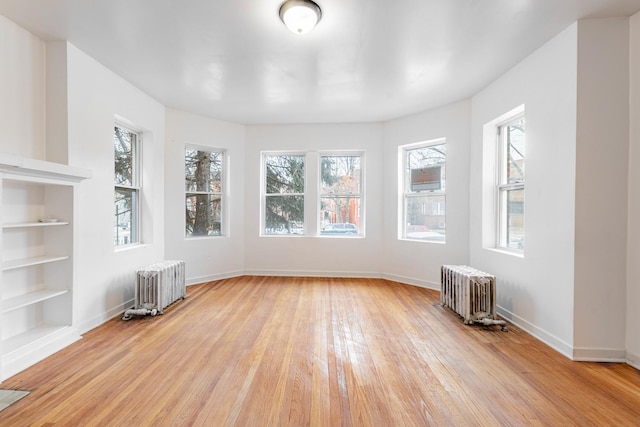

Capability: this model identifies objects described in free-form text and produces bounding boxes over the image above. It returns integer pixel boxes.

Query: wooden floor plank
[1,276,639,426]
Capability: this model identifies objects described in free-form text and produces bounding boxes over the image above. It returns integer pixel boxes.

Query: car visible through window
[321,223,357,234]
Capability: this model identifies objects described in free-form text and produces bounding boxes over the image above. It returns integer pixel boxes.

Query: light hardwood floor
[1,276,639,426]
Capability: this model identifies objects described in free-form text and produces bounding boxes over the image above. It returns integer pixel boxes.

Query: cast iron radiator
[440,265,507,330]
[122,260,186,320]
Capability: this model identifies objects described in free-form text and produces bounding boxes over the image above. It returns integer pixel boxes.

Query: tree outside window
[185,147,224,237]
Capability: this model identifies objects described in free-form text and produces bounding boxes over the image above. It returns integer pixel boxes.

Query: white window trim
[399,138,447,243]
[318,151,365,238]
[114,123,141,247]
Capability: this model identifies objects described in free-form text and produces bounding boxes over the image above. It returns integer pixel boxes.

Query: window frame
[318,151,364,237]
[262,151,307,236]
[114,123,141,247]
[184,144,226,238]
[496,113,525,252]
[399,138,447,243]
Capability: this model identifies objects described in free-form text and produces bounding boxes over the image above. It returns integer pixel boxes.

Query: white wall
[574,18,629,361]
[627,11,640,369]
[470,25,578,356]
[45,41,69,164]
[64,43,166,333]
[165,108,246,284]
[244,124,384,276]
[382,101,471,288]
[0,15,45,159]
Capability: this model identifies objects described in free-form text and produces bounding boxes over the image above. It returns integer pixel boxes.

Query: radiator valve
[122,308,158,321]
[476,317,508,331]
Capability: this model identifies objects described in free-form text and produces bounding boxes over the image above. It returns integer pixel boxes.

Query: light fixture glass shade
[279,0,322,35]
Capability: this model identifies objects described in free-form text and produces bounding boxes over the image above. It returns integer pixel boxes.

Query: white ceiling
[2,0,640,124]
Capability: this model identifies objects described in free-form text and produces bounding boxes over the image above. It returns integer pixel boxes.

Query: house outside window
[497,115,525,250]
[114,125,140,246]
[185,146,224,237]
[320,153,363,236]
[263,153,305,235]
[401,140,446,242]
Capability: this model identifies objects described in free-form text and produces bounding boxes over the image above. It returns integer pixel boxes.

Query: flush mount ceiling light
[279,0,322,35]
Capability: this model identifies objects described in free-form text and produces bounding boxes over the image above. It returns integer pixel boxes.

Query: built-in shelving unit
[0,153,91,381]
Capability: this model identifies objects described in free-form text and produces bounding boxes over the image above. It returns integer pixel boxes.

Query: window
[401,140,446,242]
[114,125,140,246]
[263,153,305,235]
[185,146,224,237]
[320,154,362,235]
[497,115,525,250]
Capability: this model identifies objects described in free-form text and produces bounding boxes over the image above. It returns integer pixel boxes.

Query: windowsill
[486,247,524,258]
[185,235,227,241]
[399,237,446,244]
[259,234,365,238]
[261,234,306,238]
[115,243,148,252]
[318,234,364,238]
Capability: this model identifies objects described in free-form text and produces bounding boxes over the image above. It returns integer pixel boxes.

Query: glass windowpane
[265,195,304,235]
[506,118,525,184]
[186,194,222,237]
[115,188,137,245]
[320,197,360,234]
[114,127,135,187]
[406,144,446,192]
[265,155,305,194]
[320,156,361,194]
[506,188,525,249]
[405,194,446,241]
[185,149,223,192]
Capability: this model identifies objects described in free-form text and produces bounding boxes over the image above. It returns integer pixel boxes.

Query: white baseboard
[2,327,81,381]
[186,270,244,286]
[625,350,640,370]
[190,270,437,290]
[242,269,382,278]
[78,299,133,334]
[572,347,626,363]
[496,306,574,360]
[79,271,244,333]
[497,307,632,365]
[382,273,440,290]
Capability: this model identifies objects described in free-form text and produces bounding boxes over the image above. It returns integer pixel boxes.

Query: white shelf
[2,221,69,229]
[2,325,71,357]
[2,289,69,313]
[0,154,92,182]
[2,255,69,271]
